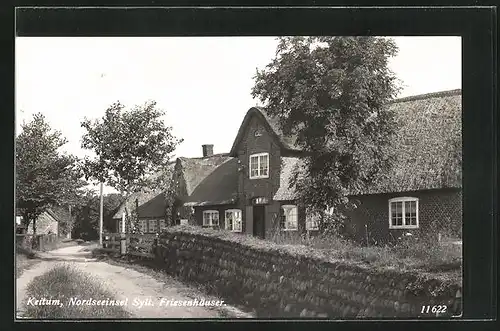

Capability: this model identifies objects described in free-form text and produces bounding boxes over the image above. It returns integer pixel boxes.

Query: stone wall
[154,226,462,318]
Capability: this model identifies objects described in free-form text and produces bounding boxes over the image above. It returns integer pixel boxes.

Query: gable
[229,107,301,156]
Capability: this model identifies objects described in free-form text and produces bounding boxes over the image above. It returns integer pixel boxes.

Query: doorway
[253,206,266,239]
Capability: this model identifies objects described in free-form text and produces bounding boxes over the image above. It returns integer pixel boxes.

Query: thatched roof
[136,193,167,219]
[184,158,239,207]
[177,154,233,197]
[274,89,462,198]
[357,89,462,194]
[112,162,176,219]
[274,157,305,200]
[229,107,301,156]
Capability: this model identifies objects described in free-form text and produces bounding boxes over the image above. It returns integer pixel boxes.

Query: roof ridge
[179,153,231,160]
[391,89,462,104]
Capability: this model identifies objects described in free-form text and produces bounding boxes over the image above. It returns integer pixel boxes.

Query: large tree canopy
[16,113,85,234]
[81,101,182,233]
[81,100,182,195]
[252,36,401,220]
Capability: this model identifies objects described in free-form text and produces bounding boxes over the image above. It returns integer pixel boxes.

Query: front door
[253,206,265,239]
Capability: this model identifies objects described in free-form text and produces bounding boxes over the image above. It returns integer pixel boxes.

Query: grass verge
[268,231,462,284]
[23,263,130,319]
[16,246,40,278]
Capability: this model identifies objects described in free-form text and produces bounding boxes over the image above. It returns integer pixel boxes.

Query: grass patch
[16,246,40,278]
[268,231,462,283]
[23,264,130,319]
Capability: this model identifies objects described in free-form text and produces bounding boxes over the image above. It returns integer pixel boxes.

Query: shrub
[23,264,130,319]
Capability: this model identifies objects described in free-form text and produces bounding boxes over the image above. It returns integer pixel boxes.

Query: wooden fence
[102,233,157,259]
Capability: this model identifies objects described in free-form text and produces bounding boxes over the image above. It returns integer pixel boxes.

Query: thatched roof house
[113,89,462,243]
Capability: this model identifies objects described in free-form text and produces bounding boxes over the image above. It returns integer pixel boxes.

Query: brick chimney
[202,144,214,157]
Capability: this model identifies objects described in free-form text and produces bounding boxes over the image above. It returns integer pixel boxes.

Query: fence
[16,233,58,251]
[102,233,157,259]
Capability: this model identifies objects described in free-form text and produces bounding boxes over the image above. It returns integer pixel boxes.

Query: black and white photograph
[15,34,464,320]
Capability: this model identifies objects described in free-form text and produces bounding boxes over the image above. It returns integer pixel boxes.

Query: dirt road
[16,245,251,319]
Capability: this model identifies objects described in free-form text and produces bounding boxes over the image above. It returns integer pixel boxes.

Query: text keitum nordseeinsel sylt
[25,297,225,308]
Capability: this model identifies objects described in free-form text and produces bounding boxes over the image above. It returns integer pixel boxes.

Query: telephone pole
[99,182,103,246]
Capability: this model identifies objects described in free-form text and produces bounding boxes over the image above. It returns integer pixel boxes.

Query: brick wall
[154,227,462,318]
[235,115,282,236]
[346,188,462,245]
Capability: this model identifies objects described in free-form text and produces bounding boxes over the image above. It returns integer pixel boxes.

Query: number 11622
[421,305,447,314]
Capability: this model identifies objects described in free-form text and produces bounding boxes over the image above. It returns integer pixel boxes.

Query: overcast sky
[15,36,461,194]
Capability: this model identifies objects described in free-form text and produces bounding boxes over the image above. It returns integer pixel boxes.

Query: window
[389,197,419,229]
[203,210,220,227]
[249,153,269,179]
[139,220,148,233]
[148,220,158,233]
[225,209,242,232]
[281,205,298,231]
[159,219,166,230]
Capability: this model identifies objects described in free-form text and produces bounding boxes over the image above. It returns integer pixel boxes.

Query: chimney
[202,144,214,157]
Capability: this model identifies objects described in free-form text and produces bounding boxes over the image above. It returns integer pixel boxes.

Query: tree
[80,100,182,233]
[71,191,124,240]
[252,36,401,232]
[16,113,85,238]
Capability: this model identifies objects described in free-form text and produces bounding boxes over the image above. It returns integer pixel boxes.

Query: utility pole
[99,182,104,246]
[68,205,72,239]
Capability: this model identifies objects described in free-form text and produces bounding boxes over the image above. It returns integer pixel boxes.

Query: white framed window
[249,152,269,179]
[139,220,148,233]
[225,209,242,232]
[281,205,298,231]
[148,219,158,233]
[388,197,419,229]
[203,210,220,227]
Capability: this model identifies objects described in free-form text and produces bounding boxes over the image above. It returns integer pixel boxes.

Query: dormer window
[249,153,269,179]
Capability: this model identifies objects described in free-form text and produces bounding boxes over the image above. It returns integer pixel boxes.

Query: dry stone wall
[153,226,462,318]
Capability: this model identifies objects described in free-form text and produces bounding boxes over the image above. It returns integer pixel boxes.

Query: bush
[23,264,130,319]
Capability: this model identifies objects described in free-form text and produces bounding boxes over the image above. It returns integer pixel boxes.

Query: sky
[15,36,461,194]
